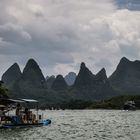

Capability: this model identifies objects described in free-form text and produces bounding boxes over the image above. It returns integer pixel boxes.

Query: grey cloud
[27,51,74,65]
[0,23,31,44]
[116,0,140,11]
[34,12,44,18]
[0,0,140,77]
[119,41,140,58]
[95,59,112,69]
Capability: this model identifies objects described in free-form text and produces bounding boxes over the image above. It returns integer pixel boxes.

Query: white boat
[123,100,136,110]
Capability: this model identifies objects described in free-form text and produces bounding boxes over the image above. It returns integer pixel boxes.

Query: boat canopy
[0,105,6,107]
[20,99,38,103]
[0,98,38,103]
[8,99,25,103]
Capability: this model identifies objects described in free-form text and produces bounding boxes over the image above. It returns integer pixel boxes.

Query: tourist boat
[123,100,136,111]
[0,98,51,129]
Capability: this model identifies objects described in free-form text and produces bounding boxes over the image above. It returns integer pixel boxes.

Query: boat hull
[0,119,51,129]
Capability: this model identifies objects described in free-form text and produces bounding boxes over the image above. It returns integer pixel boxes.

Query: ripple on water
[0,110,140,140]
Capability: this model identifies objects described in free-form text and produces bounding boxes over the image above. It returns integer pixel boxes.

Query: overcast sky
[0,0,140,78]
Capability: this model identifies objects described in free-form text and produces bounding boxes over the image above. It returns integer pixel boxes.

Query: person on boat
[16,103,21,116]
[32,114,36,124]
[0,106,6,116]
[0,105,10,116]
[22,107,30,123]
[12,103,24,124]
[0,105,9,123]
[22,108,36,124]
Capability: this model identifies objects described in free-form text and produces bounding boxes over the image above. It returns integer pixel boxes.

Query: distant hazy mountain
[65,72,76,86]
[2,63,22,88]
[109,57,140,94]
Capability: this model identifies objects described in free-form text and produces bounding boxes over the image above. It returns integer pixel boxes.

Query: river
[0,110,140,140]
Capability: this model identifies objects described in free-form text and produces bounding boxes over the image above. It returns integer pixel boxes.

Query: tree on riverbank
[0,81,9,98]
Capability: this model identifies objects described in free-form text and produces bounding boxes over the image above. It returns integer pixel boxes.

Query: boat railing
[0,110,43,125]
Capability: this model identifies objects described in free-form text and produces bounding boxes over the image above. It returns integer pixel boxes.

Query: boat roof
[20,99,38,103]
[0,98,38,103]
[8,99,25,103]
[0,105,6,107]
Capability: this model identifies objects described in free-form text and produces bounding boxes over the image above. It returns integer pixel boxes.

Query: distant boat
[123,100,136,111]
[0,98,51,129]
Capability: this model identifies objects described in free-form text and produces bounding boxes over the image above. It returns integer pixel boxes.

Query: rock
[46,75,55,89]
[52,75,67,90]
[109,57,140,94]
[22,58,45,87]
[1,63,22,88]
[74,62,95,88]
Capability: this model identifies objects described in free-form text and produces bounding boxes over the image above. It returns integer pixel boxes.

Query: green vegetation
[39,95,140,109]
[0,81,9,98]
[88,95,140,109]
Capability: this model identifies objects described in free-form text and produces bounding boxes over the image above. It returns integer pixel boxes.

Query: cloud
[0,0,140,77]
[115,0,140,11]
[0,23,31,43]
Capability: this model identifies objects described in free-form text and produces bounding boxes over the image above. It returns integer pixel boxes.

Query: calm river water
[0,110,140,140]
